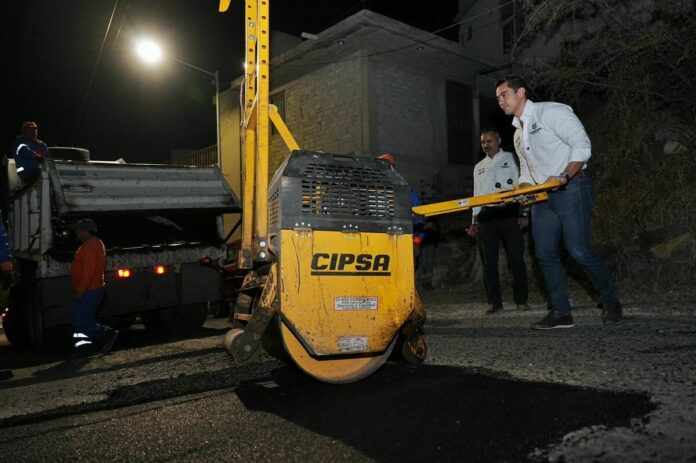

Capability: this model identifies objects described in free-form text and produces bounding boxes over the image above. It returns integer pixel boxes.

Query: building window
[501,0,524,54]
[446,80,473,165]
[270,91,286,135]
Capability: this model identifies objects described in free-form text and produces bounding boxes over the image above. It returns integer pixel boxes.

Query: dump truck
[1,148,241,350]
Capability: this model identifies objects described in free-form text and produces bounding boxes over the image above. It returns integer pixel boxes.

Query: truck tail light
[154,265,167,275]
[117,268,132,278]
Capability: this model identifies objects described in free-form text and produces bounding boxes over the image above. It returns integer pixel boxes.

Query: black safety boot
[530,312,574,330]
[601,302,623,325]
[101,330,119,353]
[485,304,503,315]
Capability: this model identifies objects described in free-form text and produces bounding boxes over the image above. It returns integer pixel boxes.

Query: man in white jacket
[495,75,622,329]
[467,129,529,315]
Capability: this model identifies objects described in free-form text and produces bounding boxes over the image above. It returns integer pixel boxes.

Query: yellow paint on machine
[278,229,416,356]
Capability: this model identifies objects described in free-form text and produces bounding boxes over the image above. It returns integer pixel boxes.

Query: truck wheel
[2,305,31,347]
[2,286,31,348]
[27,293,70,353]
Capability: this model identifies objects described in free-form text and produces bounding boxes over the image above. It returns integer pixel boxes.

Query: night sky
[2,0,458,163]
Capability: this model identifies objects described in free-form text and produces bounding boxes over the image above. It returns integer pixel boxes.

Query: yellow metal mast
[222,0,299,269]
[239,0,259,268]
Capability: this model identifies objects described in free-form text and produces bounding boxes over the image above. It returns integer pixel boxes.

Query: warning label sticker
[335,296,378,311]
[338,336,369,352]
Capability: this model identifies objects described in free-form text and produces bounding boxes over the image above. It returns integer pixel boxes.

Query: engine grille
[301,163,395,217]
[268,188,280,231]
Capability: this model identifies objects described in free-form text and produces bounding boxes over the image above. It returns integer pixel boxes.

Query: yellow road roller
[224,150,427,383]
[217,0,559,383]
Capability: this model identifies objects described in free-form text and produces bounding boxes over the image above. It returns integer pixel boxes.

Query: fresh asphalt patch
[236,364,655,462]
[0,360,655,462]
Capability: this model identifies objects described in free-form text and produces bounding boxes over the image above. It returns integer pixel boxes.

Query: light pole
[136,39,221,166]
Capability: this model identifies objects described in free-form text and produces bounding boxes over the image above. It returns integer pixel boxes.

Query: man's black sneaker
[101,330,119,354]
[530,312,574,330]
[601,302,623,325]
[485,305,503,315]
[70,342,99,359]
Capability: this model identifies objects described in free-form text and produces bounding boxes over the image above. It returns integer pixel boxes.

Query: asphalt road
[1,291,695,462]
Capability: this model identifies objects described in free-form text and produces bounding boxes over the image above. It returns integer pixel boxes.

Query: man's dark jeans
[531,176,619,315]
[478,206,528,308]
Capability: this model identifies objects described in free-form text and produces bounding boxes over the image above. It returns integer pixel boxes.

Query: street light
[135,39,221,166]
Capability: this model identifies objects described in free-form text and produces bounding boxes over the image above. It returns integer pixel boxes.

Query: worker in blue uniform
[10,121,50,184]
[377,153,425,257]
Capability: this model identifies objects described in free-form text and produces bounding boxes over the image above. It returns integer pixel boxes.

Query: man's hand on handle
[544,176,568,190]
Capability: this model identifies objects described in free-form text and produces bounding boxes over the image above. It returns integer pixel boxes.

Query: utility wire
[72,0,120,144]
[0,0,151,51]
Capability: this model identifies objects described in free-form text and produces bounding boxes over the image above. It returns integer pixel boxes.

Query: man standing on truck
[10,121,49,184]
[70,218,117,353]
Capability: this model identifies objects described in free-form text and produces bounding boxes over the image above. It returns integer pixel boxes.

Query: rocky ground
[422,284,696,462]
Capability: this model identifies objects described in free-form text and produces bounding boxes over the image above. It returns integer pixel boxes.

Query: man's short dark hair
[495,75,530,93]
[480,127,501,138]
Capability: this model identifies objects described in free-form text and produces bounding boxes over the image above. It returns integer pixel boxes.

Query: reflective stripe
[74,340,93,348]
[73,332,90,339]
[15,143,28,156]
[16,167,24,173]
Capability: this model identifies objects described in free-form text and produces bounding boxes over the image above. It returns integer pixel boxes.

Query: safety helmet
[377,153,396,166]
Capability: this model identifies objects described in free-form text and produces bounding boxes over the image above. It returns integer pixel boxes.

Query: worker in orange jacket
[70,218,117,353]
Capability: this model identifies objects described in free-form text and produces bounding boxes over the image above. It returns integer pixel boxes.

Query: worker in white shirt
[495,75,621,330]
[467,128,529,315]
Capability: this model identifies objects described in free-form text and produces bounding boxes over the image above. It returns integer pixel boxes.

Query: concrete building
[218,9,496,209]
